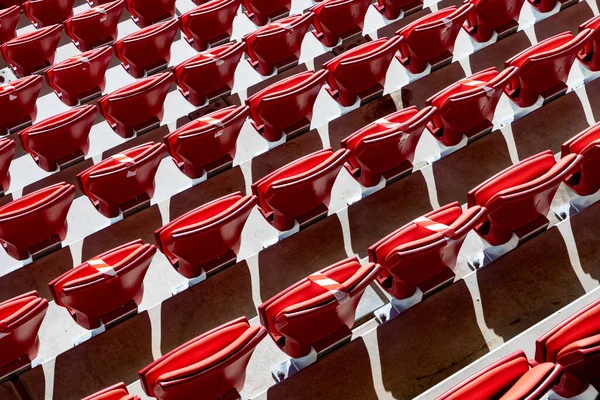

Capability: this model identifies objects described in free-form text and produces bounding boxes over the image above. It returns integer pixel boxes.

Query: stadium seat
[0,292,48,374]
[23,0,75,27]
[77,142,165,218]
[373,0,422,20]
[528,0,561,14]
[174,41,246,106]
[1,24,63,77]
[82,382,140,400]
[252,148,350,231]
[395,4,474,74]
[164,105,249,179]
[243,12,313,76]
[0,138,15,193]
[179,0,240,52]
[535,298,600,398]
[368,203,487,300]
[311,0,370,48]
[577,15,600,72]
[425,66,518,147]
[0,75,43,135]
[561,122,600,196]
[155,192,256,279]
[464,0,526,43]
[114,18,179,78]
[505,30,592,108]
[98,71,174,138]
[49,240,156,330]
[259,257,381,358]
[246,70,328,142]
[467,150,581,246]
[139,317,267,400]
[19,105,97,172]
[323,36,401,106]
[242,0,290,26]
[0,6,19,45]
[0,183,75,260]
[126,0,176,27]
[341,105,435,187]
[64,0,126,51]
[437,351,562,400]
[45,46,113,106]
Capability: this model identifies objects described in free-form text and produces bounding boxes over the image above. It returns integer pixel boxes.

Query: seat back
[242,0,291,26]
[312,0,370,47]
[64,0,126,51]
[561,123,600,196]
[1,24,63,77]
[180,0,240,51]
[0,6,20,45]
[126,0,176,27]
[578,15,600,72]
[0,75,42,134]
[23,0,75,27]
[0,138,15,191]
[465,0,526,42]
[82,382,140,400]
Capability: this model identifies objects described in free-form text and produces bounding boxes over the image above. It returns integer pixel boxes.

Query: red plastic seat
[374,0,422,20]
[23,0,75,27]
[242,0,290,26]
[179,0,240,52]
[323,36,401,106]
[77,142,165,218]
[578,15,600,72]
[0,75,42,135]
[0,182,75,260]
[155,193,256,279]
[535,298,600,398]
[45,46,113,106]
[164,105,249,178]
[395,4,473,74]
[1,24,62,77]
[505,30,592,108]
[464,0,526,43]
[341,106,435,187]
[126,0,176,27]
[528,0,560,14]
[243,13,313,76]
[561,122,600,196]
[139,317,267,400]
[114,18,179,78]
[252,148,350,231]
[98,71,174,138]
[0,138,15,193]
[64,0,126,51]
[0,292,48,372]
[19,105,97,172]
[49,240,156,330]
[368,203,486,300]
[437,351,562,400]
[246,70,328,142]
[82,382,140,400]
[259,257,380,358]
[174,41,245,107]
[467,151,581,246]
[0,6,19,45]
[425,67,518,147]
[311,0,370,47]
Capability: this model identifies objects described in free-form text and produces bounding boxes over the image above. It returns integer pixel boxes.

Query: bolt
[560,212,567,219]
[379,313,387,322]
[473,260,481,268]
[277,371,285,380]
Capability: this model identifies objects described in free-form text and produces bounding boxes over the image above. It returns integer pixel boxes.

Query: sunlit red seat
[0,75,42,135]
[49,240,156,329]
[437,351,562,400]
[139,317,266,400]
[242,0,290,26]
[0,183,75,260]
[1,24,63,77]
[114,18,179,78]
[311,0,370,47]
[164,105,249,178]
[0,138,15,193]
[98,71,174,138]
[425,67,518,147]
[174,41,245,106]
[464,0,526,43]
[579,15,600,72]
[374,0,422,20]
[19,105,97,172]
[82,382,140,400]
[77,142,165,218]
[45,46,113,106]
[0,6,19,45]
[259,257,380,358]
[126,0,176,27]
[561,122,600,196]
[368,203,486,300]
[534,298,600,398]
[243,13,313,76]
[505,30,592,108]
[323,36,401,106]
[467,150,581,246]
[64,0,126,51]
[23,0,75,27]
[252,148,350,231]
[179,0,240,52]
[0,292,48,372]
[155,193,256,279]
[396,4,473,74]
[341,106,435,187]
[246,70,328,142]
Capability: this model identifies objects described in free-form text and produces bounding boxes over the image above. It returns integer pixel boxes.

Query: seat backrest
[0,75,43,134]
[64,0,125,50]
[126,0,176,27]
[0,138,15,191]
[498,363,561,400]
[312,0,370,36]
[1,24,63,76]
[81,382,139,400]
[180,0,239,51]
[0,6,20,45]
[23,0,75,27]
